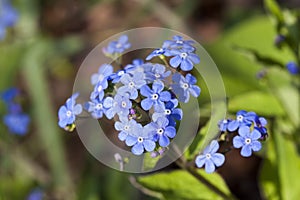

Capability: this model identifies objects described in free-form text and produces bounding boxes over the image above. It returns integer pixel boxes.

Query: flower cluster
[0,88,30,135]
[195,110,268,173]
[0,0,18,40]
[58,35,201,156]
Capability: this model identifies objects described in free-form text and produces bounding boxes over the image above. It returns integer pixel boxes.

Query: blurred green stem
[22,39,74,198]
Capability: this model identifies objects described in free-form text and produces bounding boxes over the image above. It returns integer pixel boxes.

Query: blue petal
[140,85,152,97]
[125,135,138,146]
[227,120,239,131]
[159,91,171,102]
[118,131,128,141]
[141,98,153,111]
[73,104,82,115]
[180,59,193,71]
[165,126,176,138]
[205,159,216,173]
[209,140,220,154]
[211,153,225,167]
[241,145,252,157]
[195,155,206,168]
[238,126,250,137]
[251,141,262,152]
[251,129,262,140]
[188,53,200,64]
[169,56,182,68]
[143,140,156,152]
[159,135,170,147]
[189,85,201,97]
[152,81,164,93]
[132,143,144,155]
[114,121,123,131]
[233,136,244,148]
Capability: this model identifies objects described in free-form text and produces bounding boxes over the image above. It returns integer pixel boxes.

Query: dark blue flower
[169,49,200,71]
[286,61,299,75]
[58,93,82,128]
[195,140,225,173]
[227,110,253,132]
[0,87,19,104]
[144,117,176,147]
[3,112,30,135]
[146,48,170,60]
[253,116,268,138]
[104,94,132,119]
[233,126,262,157]
[0,0,18,40]
[26,188,43,200]
[117,72,146,99]
[171,73,201,103]
[125,125,156,155]
[152,99,182,127]
[218,119,231,132]
[140,81,171,111]
[103,35,131,54]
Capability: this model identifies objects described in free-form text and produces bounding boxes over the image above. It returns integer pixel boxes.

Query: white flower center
[164,109,171,115]
[66,110,72,117]
[97,85,103,92]
[155,73,161,78]
[245,138,252,144]
[128,81,135,88]
[182,83,189,89]
[237,115,244,121]
[205,153,211,159]
[118,70,125,76]
[176,40,183,44]
[121,101,127,108]
[223,119,228,124]
[96,103,103,109]
[157,128,164,135]
[138,137,144,143]
[157,48,164,54]
[180,52,188,59]
[152,94,159,100]
[116,43,122,48]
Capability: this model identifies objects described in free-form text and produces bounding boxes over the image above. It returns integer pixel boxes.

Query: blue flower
[103,35,131,54]
[114,116,140,141]
[286,61,299,75]
[90,64,113,85]
[58,93,82,128]
[171,73,201,103]
[218,119,231,132]
[233,126,262,157]
[152,99,182,127]
[0,87,19,104]
[144,63,171,82]
[117,72,146,99]
[195,140,225,173]
[253,116,268,138]
[146,48,167,60]
[84,96,109,119]
[169,49,200,71]
[125,125,156,155]
[163,35,195,51]
[26,188,43,200]
[140,81,171,111]
[90,79,109,100]
[145,117,176,147]
[3,112,30,135]
[104,94,132,119]
[227,110,253,132]
[0,0,18,40]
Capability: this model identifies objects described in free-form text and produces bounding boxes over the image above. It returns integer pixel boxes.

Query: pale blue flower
[103,35,131,54]
[104,94,132,119]
[117,72,146,99]
[169,49,200,71]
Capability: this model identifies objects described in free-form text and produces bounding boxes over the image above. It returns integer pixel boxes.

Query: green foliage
[137,170,231,200]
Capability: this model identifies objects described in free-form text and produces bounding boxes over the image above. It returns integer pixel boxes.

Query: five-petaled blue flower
[58,93,83,128]
[145,117,176,147]
[163,35,195,51]
[117,72,146,99]
[171,73,201,103]
[104,94,132,119]
[114,116,140,141]
[140,80,171,111]
[218,119,231,132]
[90,64,113,85]
[125,125,156,155]
[0,0,18,40]
[227,110,253,132]
[3,112,30,135]
[152,99,182,127]
[169,49,200,71]
[0,87,19,104]
[146,47,171,60]
[286,61,299,75]
[195,140,225,173]
[103,35,131,54]
[84,96,109,119]
[233,126,262,157]
[144,63,171,82]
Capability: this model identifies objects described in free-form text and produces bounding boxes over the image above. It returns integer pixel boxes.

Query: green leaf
[228,91,285,117]
[273,122,300,200]
[137,170,231,200]
[264,0,284,26]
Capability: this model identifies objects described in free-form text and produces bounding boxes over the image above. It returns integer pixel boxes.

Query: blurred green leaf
[264,0,284,26]
[137,170,231,200]
[228,91,285,117]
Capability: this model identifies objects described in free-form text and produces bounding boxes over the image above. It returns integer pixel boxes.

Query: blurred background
[0,0,299,199]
